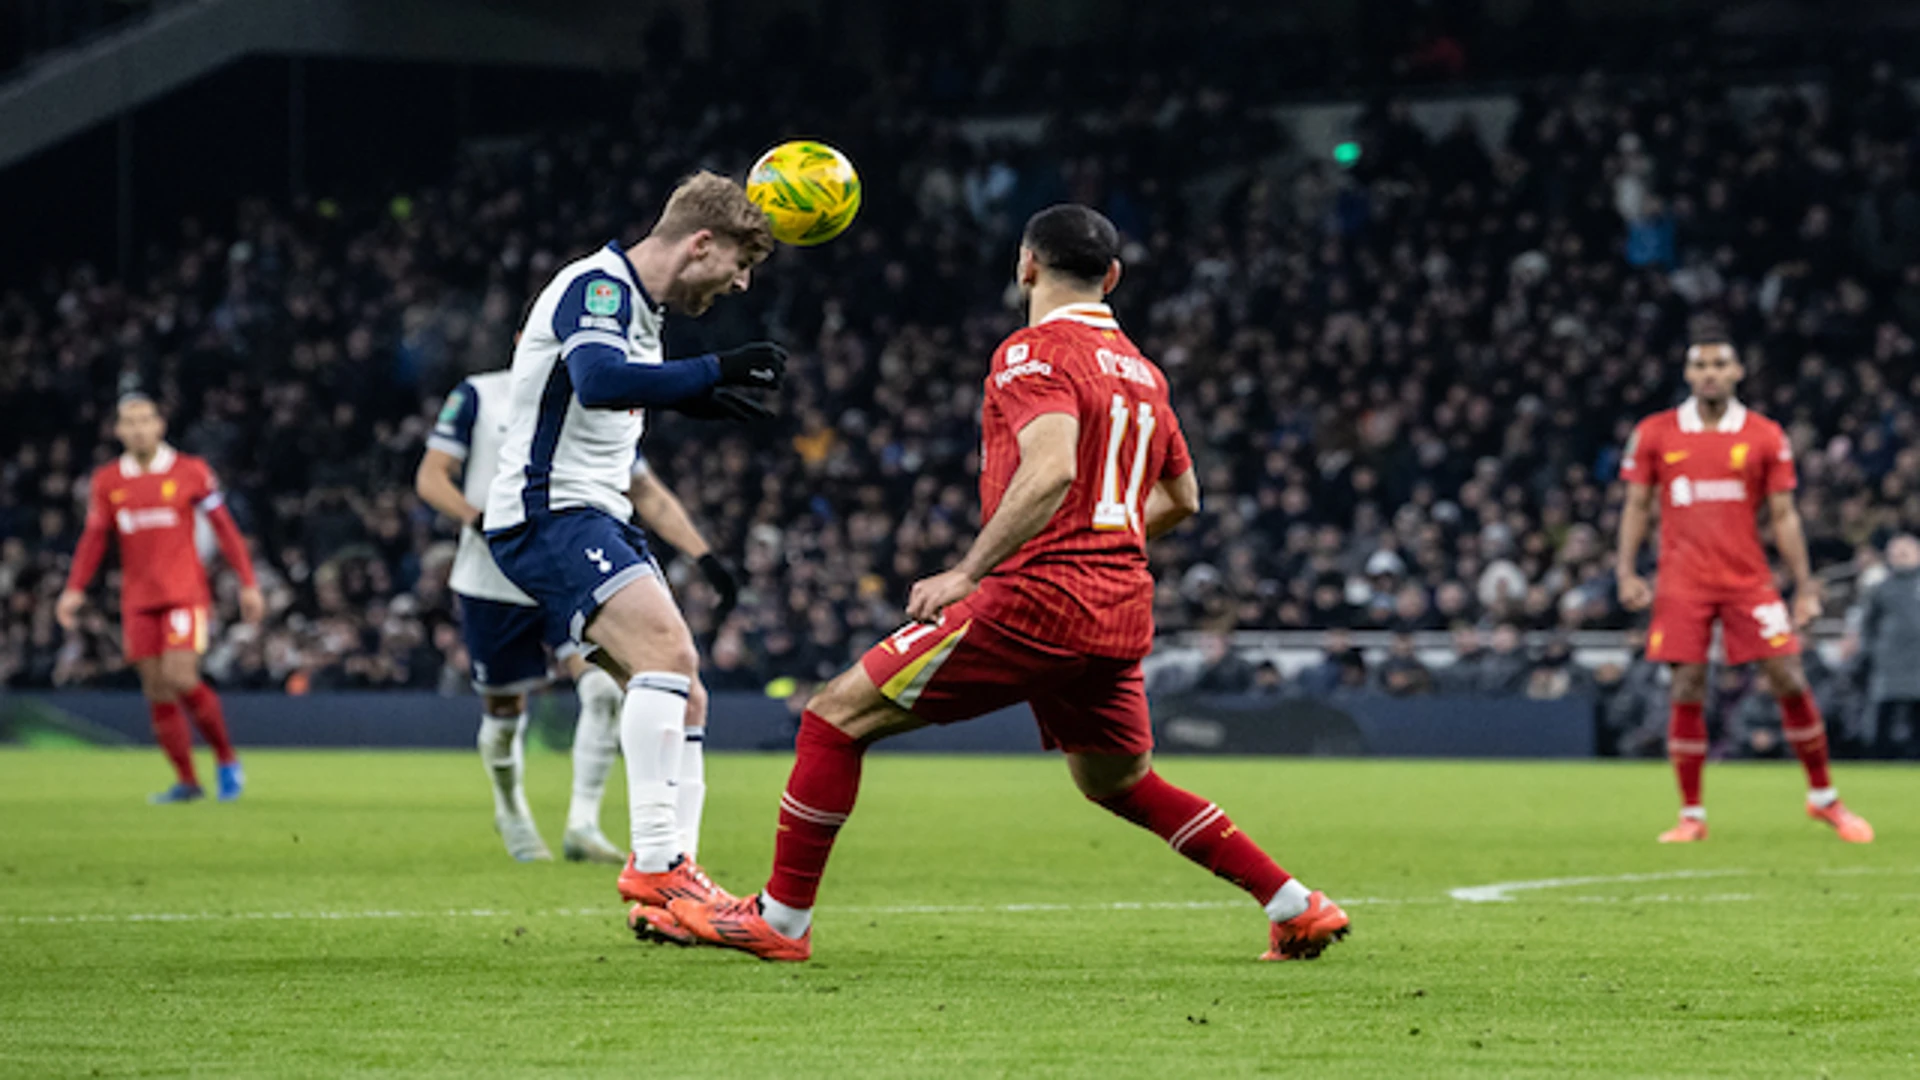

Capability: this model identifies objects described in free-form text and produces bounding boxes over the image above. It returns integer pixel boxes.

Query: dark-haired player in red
[1616,334,1873,843]
[634,205,1348,962]
[57,394,265,804]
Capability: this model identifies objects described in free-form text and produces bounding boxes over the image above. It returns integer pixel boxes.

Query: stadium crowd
[5,59,1920,759]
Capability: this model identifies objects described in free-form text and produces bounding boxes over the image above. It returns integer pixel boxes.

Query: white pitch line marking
[9,869,1911,927]
[1448,868,1751,903]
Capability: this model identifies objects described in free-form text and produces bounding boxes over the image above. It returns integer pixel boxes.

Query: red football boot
[616,854,733,907]
[1260,891,1350,962]
[663,894,812,962]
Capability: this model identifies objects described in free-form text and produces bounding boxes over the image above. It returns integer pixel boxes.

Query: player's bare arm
[1615,480,1656,611]
[415,447,480,526]
[631,467,739,622]
[203,499,264,625]
[907,412,1080,623]
[1768,489,1822,627]
[630,470,709,558]
[1142,467,1200,541]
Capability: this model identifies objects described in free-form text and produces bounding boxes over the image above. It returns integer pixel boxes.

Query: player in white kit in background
[417,373,743,863]
[485,171,784,910]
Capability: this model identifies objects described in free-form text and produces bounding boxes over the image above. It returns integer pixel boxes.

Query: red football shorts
[1648,588,1800,666]
[123,605,209,661]
[858,595,1153,756]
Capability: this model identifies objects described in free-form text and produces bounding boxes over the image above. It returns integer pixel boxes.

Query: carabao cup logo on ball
[748,140,862,247]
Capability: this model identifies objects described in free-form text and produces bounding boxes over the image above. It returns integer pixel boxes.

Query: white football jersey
[427,371,537,605]
[485,242,663,530]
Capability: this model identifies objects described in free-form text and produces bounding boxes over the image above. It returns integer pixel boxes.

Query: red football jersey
[1620,399,1796,598]
[67,445,256,613]
[972,302,1192,660]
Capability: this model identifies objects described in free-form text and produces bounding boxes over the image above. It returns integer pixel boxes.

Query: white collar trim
[120,444,177,477]
[1038,302,1119,329]
[1678,398,1747,434]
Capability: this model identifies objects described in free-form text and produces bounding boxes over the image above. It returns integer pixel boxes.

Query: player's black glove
[715,342,787,390]
[698,553,740,625]
[670,387,777,424]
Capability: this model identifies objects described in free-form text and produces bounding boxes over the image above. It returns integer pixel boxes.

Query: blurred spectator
[1373,631,1435,696]
[1439,625,1488,694]
[1192,632,1259,694]
[1297,629,1368,696]
[1525,635,1593,700]
[1479,624,1532,697]
[1843,534,1920,757]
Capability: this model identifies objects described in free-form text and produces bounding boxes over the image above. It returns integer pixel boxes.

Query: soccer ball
[746,141,861,247]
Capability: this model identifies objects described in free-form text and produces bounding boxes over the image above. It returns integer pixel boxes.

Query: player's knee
[1069,753,1151,800]
[1670,665,1708,702]
[805,669,890,737]
[1762,660,1806,698]
[484,694,526,718]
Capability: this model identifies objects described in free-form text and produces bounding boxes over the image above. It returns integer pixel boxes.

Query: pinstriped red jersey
[972,302,1192,660]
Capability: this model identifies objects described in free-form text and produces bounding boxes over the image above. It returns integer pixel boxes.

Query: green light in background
[1333,141,1362,167]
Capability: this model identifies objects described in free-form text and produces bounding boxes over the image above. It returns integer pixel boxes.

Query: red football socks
[180,683,237,765]
[150,701,197,786]
[1094,769,1291,906]
[1668,701,1707,809]
[1778,691,1832,790]
[765,712,866,910]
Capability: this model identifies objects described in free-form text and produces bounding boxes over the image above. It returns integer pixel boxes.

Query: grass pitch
[1,749,1915,1078]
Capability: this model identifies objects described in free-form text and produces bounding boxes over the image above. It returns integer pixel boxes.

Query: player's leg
[677,676,710,860]
[1660,662,1710,841]
[586,568,715,896]
[1648,591,1712,841]
[638,610,1021,959]
[1718,591,1873,841]
[1050,661,1348,961]
[132,639,201,802]
[1756,654,1874,842]
[634,661,924,958]
[478,690,552,861]
[461,596,554,861]
[561,650,626,864]
[159,608,243,801]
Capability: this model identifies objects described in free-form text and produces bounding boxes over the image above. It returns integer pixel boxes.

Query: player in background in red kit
[633,205,1348,962]
[57,393,266,804]
[1616,322,1873,843]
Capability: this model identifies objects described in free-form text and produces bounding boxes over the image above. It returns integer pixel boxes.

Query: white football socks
[760,892,812,938]
[567,666,624,832]
[1808,786,1838,808]
[1264,878,1312,923]
[622,672,689,872]
[477,712,532,821]
[677,727,707,859]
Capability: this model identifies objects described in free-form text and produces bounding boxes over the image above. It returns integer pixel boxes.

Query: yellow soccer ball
[746,140,861,247]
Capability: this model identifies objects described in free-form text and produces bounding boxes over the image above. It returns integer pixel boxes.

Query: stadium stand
[3,52,1918,754]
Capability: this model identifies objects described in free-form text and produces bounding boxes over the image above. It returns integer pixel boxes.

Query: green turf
[0,749,1914,1078]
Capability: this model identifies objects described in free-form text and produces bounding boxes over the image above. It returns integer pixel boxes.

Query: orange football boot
[1808,800,1874,843]
[616,854,733,907]
[1657,815,1709,843]
[1260,890,1350,962]
[627,903,694,946]
[664,894,812,962]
